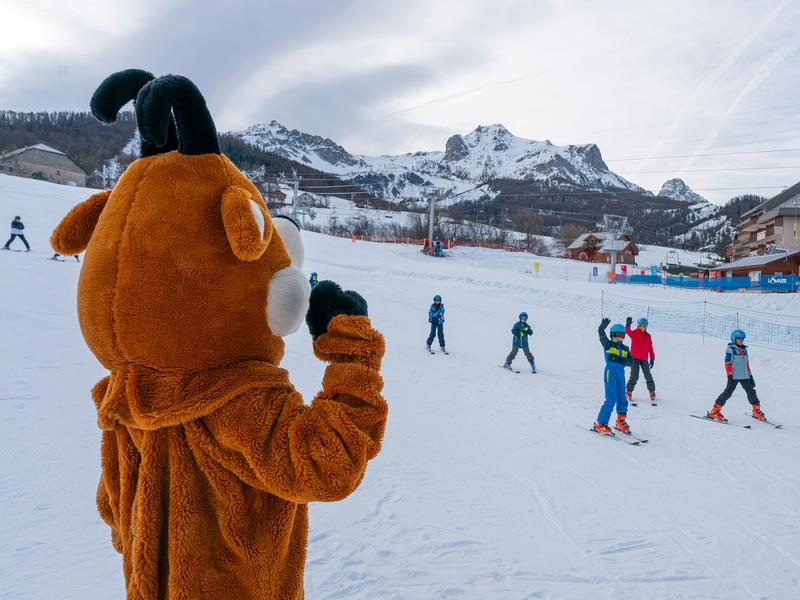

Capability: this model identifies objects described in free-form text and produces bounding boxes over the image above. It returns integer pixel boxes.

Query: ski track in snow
[2,174,800,599]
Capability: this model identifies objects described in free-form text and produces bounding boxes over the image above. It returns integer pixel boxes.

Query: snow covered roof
[0,143,67,160]
[723,250,800,270]
[566,232,602,250]
[600,240,635,253]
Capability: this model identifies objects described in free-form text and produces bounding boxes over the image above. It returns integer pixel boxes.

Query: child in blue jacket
[594,318,633,434]
[503,312,536,372]
[426,294,446,353]
[707,329,765,422]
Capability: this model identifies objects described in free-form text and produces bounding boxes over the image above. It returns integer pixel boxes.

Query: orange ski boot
[615,413,631,434]
[752,404,766,421]
[707,404,726,422]
[593,422,613,435]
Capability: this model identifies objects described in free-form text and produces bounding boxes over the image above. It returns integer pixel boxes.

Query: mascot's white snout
[268,217,310,336]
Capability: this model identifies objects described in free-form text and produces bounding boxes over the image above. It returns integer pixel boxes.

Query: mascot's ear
[51,189,112,255]
[221,186,273,261]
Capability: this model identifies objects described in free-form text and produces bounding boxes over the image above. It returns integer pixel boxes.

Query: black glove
[306,280,368,338]
[750,375,756,388]
[600,318,611,329]
[648,359,654,369]
[626,317,633,328]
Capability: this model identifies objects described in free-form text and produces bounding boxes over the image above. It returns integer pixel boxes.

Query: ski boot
[648,390,656,401]
[502,362,512,370]
[752,404,766,421]
[625,390,633,401]
[615,413,631,434]
[440,346,448,355]
[593,422,613,435]
[530,360,537,373]
[707,404,726,422]
[426,343,433,353]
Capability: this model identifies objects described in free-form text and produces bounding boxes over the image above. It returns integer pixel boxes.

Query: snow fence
[601,291,800,352]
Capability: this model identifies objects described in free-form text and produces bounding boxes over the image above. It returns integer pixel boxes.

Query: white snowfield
[2,174,800,600]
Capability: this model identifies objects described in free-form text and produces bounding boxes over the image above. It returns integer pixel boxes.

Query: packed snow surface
[2,174,800,600]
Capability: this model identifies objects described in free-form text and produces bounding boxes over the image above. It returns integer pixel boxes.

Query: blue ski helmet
[519,312,528,320]
[730,329,746,343]
[433,294,442,302]
[311,272,317,277]
[610,324,626,337]
[637,317,649,327]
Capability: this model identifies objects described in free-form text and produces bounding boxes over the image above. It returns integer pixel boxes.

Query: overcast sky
[2,0,800,203]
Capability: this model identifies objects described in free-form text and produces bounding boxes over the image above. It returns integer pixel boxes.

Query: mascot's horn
[135,75,220,155]
[90,69,178,157]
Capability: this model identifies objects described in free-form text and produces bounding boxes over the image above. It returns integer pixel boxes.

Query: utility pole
[292,168,299,221]
[602,214,630,281]
[428,194,436,255]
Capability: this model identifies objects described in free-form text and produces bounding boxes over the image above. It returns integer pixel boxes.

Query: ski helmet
[637,317,649,327]
[610,324,626,337]
[433,294,442,302]
[311,272,318,277]
[730,329,746,343]
[519,312,528,320]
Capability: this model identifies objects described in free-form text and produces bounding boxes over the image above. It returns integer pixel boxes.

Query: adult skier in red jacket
[625,317,656,402]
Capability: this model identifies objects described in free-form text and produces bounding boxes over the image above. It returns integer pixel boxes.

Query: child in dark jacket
[707,329,765,422]
[625,316,656,402]
[594,318,634,434]
[426,294,446,353]
[503,312,536,372]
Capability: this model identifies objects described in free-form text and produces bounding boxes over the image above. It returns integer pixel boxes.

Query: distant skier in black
[3,216,31,251]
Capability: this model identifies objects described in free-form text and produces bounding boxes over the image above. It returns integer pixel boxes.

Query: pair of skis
[690,414,782,429]
[583,425,648,445]
[427,347,449,355]
[498,366,536,374]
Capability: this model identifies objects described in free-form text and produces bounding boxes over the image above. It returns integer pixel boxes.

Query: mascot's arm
[51,189,112,255]
[203,314,386,503]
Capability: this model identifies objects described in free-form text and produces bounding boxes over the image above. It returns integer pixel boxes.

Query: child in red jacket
[625,316,656,403]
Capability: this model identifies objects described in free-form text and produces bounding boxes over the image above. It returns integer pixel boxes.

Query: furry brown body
[51,73,386,599]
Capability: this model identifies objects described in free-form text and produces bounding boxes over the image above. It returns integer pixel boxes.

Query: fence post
[702,301,706,346]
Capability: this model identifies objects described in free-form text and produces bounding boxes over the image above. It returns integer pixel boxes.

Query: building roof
[566,232,602,250]
[722,249,800,271]
[740,180,800,223]
[0,143,66,160]
[600,240,636,253]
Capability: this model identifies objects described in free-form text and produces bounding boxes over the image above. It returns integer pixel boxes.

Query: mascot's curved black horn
[135,75,220,155]
[90,68,178,157]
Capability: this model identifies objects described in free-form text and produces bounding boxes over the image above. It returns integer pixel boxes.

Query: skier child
[593,318,633,434]
[426,294,446,354]
[707,329,766,422]
[503,312,536,372]
[625,316,656,403]
[309,271,319,288]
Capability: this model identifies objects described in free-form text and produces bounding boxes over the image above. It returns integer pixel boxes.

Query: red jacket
[625,325,655,361]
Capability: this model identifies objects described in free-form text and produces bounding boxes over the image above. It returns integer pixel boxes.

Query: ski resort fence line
[613,273,800,293]
[601,291,800,352]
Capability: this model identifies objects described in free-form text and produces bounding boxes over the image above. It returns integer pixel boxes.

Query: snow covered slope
[236,121,644,203]
[2,174,800,600]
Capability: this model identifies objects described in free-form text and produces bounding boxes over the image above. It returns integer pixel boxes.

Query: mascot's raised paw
[306,280,368,338]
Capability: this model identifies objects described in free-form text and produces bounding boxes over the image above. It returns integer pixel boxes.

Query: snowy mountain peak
[658,178,709,205]
[232,120,644,202]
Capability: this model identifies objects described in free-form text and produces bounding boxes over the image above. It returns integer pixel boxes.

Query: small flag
[795,221,799,242]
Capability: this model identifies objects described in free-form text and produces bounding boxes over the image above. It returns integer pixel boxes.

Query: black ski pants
[3,234,30,250]
[627,359,655,393]
[427,322,445,348]
[506,345,534,365]
[715,377,759,406]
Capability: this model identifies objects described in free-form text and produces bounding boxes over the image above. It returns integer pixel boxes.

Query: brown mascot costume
[51,69,387,599]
